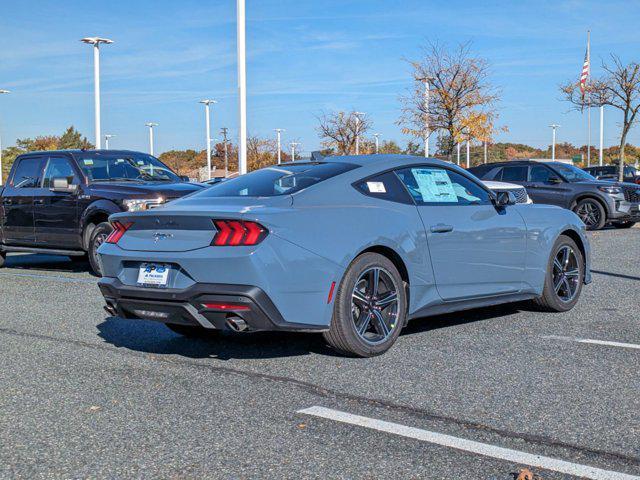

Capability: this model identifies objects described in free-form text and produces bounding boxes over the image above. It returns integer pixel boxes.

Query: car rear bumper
[98,277,329,333]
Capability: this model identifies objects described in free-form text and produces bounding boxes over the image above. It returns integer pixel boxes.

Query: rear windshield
[196,162,358,197]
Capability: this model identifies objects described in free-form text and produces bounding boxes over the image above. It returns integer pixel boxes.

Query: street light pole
[81,37,113,150]
[145,123,158,156]
[237,0,247,175]
[220,127,229,177]
[549,124,560,161]
[373,133,380,154]
[418,77,432,157]
[353,112,364,155]
[290,142,299,161]
[104,134,115,149]
[274,128,285,164]
[0,89,9,185]
[200,100,217,180]
[466,138,471,169]
[599,106,604,166]
[456,142,460,166]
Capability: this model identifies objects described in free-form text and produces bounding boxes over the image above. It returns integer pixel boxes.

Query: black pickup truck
[0,150,204,275]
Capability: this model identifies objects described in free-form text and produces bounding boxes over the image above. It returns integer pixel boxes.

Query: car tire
[165,323,220,338]
[612,221,636,229]
[533,234,584,312]
[88,222,113,277]
[573,198,606,230]
[323,252,407,357]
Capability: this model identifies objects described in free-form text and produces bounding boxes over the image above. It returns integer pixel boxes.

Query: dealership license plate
[137,263,170,286]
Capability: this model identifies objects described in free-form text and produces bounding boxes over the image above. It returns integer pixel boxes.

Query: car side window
[42,157,79,188]
[10,157,43,188]
[395,167,491,206]
[529,165,554,183]
[499,166,528,182]
[354,171,414,204]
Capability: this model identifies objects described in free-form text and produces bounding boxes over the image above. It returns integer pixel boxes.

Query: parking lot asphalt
[0,228,638,479]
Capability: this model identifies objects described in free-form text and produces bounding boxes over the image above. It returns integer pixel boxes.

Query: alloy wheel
[575,201,601,228]
[552,245,581,302]
[351,267,400,345]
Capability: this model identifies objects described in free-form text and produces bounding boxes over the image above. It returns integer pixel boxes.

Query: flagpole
[586,30,591,167]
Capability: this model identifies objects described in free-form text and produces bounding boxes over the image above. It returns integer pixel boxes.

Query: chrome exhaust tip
[226,316,248,332]
[103,304,117,316]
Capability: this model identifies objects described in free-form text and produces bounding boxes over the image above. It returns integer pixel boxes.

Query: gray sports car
[98,155,591,357]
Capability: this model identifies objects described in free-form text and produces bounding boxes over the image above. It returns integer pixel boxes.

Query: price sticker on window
[366,181,386,193]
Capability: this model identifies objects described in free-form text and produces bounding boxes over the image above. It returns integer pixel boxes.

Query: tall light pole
[353,111,365,155]
[237,0,247,175]
[81,37,113,150]
[418,77,432,157]
[599,106,604,166]
[373,133,381,154]
[549,124,560,161]
[274,128,285,164]
[290,142,299,161]
[220,127,229,177]
[456,142,461,166]
[200,99,217,180]
[0,89,9,185]
[466,138,471,169]
[145,123,158,156]
[104,134,115,149]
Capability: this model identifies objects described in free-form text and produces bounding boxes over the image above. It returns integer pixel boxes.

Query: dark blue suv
[469,160,640,230]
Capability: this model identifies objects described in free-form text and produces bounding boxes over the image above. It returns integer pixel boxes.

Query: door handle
[430,224,454,233]
[34,199,44,206]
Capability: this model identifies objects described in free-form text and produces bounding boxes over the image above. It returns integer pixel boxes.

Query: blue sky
[1,0,639,156]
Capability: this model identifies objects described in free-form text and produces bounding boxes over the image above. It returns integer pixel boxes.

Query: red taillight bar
[106,221,133,244]
[212,220,268,246]
[201,302,251,311]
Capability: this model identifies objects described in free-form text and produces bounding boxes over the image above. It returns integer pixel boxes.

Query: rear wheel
[88,222,113,276]
[165,323,220,338]
[612,221,636,229]
[323,253,407,357]
[573,198,606,230]
[533,235,584,312]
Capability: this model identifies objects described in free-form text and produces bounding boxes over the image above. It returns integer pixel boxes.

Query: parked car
[98,155,590,357]
[469,160,640,230]
[583,165,640,184]
[482,180,532,204]
[0,150,204,275]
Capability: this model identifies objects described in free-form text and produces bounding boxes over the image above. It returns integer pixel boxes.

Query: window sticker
[83,159,94,166]
[366,181,386,193]
[412,168,457,203]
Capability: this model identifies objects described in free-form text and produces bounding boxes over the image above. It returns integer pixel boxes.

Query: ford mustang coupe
[98,155,591,357]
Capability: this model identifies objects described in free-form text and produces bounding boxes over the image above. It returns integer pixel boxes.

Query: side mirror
[548,176,562,184]
[51,177,78,193]
[494,191,517,207]
[179,175,190,182]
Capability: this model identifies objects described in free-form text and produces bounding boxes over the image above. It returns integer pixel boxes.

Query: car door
[395,166,527,301]
[34,155,82,248]
[525,164,571,207]
[1,156,45,245]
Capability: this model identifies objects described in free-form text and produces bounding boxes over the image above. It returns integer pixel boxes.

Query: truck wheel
[88,222,113,277]
[573,199,606,230]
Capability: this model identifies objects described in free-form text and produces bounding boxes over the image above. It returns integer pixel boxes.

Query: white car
[482,180,533,204]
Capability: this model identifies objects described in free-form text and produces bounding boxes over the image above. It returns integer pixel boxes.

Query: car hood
[88,181,204,198]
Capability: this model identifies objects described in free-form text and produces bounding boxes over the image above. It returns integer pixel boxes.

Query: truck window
[42,157,79,188]
[11,158,43,188]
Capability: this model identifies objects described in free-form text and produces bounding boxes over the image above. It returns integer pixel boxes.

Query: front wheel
[88,222,113,277]
[323,253,407,357]
[573,199,606,230]
[533,235,584,312]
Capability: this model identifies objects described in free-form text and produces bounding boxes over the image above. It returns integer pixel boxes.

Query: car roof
[17,149,148,156]
[281,154,457,170]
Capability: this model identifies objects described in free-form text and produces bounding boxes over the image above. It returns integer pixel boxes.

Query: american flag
[579,41,590,99]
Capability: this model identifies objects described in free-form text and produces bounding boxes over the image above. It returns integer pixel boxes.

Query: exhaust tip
[104,304,117,316]
[226,316,248,332]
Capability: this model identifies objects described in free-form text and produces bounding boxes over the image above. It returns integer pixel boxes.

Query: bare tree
[561,55,640,182]
[316,111,372,155]
[398,42,502,159]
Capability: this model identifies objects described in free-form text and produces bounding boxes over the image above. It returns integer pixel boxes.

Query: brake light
[106,221,133,244]
[212,220,268,246]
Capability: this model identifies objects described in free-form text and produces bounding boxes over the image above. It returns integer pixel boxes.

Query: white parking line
[545,335,640,351]
[298,406,639,480]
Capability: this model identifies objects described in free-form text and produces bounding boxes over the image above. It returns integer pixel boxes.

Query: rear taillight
[212,220,268,246]
[106,221,133,244]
